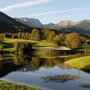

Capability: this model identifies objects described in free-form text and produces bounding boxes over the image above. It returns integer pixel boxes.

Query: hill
[45,20,90,35]
[0,12,32,33]
[15,17,43,28]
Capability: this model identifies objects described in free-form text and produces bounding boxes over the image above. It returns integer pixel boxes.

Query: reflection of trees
[12,53,31,65]
[0,53,32,65]
[19,57,43,72]
[31,57,66,69]
[41,74,80,83]
[31,57,43,70]
[34,49,71,57]
[34,49,55,57]
[0,62,17,78]
[19,57,63,72]
[0,53,32,77]
[43,58,63,68]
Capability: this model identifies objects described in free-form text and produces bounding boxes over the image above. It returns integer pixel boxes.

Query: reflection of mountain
[19,64,39,72]
[18,56,69,72]
[57,63,70,69]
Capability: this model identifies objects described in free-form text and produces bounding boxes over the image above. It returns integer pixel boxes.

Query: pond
[0,49,90,90]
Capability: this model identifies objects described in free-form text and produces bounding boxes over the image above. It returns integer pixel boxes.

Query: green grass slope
[65,56,90,71]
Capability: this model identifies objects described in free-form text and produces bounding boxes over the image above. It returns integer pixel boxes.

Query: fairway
[65,56,90,71]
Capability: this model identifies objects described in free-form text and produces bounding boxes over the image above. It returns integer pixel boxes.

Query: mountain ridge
[15,17,43,28]
[0,11,32,33]
[0,11,90,36]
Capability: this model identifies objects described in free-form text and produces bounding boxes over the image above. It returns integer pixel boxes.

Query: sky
[0,0,90,24]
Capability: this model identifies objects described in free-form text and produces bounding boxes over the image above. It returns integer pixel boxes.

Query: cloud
[0,0,51,12]
[21,6,90,17]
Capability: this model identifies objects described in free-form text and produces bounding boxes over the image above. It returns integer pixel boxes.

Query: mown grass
[0,80,40,90]
[81,44,90,48]
[4,38,54,47]
[0,38,55,52]
[4,39,54,47]
[65,56,90,71]
[4,38,37,43]
[35,40,55,47]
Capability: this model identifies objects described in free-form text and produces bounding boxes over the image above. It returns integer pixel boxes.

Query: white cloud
[0,0,51,12]
[22,6,90,17]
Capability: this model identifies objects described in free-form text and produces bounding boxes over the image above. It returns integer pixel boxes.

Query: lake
[0,49,90,90]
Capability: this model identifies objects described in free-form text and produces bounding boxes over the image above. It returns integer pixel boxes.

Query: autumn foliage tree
[42,29,50,40]
[65,33,81,49]
[47,31,56,41]
[31,29,41,41]
[54,34,65,45]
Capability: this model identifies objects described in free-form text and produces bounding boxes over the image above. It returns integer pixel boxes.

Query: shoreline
[0,79,40,90]
[0,78,51,90]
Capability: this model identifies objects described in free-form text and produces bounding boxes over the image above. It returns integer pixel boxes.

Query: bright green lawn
[35,40,55,47]
[3,38,55,47]
[81,44,90,48]
[65,56,90,71]
[0,38,55,52]
[4,38,37,43]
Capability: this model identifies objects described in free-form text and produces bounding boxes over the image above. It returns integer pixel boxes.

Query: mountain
[15,17,43,28]
[76,20,90,29]
[0,11,90,36]
[44,23,55,28]
[0,12,32,33]
[54,20,79,29]
[45,20,90,35]
[46,20,79,29]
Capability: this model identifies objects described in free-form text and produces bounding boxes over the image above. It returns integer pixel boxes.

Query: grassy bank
[0,80,40,90]
[65,56,90,71]
[0,38,55,52]
[4,38,54,46]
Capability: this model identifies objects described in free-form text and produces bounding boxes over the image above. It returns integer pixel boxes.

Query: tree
[31,29,41,41]
[0,33,5,40]
[65,33,81,49]
[54,34,65,46]
[42,29,50,40]
[47,31,56,41]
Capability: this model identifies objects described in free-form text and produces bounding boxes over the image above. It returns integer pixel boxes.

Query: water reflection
[0,62,17,78]
[18,56,71,73]
[80,83,90,88]
[0,49,90,90]
[0,53,32,78]
[41,74,80,83]
[0,48,90,78]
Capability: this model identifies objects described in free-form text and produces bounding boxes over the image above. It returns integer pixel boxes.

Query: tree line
[0,28,89,49]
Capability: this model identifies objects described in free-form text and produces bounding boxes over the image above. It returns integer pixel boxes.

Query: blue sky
[0,0,90,24]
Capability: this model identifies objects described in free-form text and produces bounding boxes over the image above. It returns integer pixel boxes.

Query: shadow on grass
[0,41,13,49]
[82,65,90,73]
